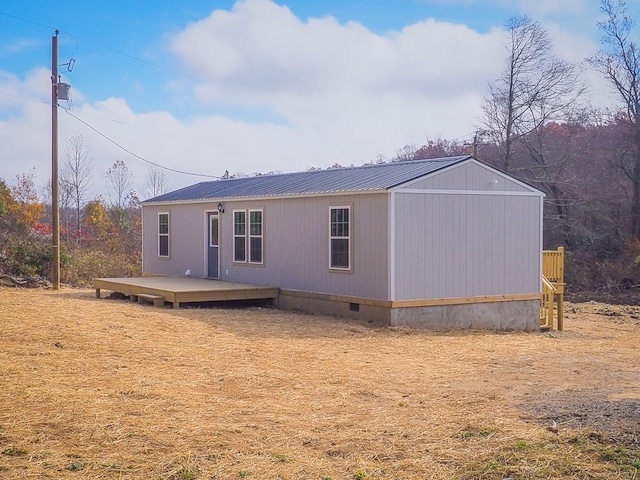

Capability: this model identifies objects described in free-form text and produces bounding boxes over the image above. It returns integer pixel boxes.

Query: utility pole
[51,30,60,290]
[473,131,479,157]
[472,130,488,159]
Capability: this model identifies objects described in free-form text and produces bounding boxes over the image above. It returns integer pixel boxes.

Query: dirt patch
[521,393,639,446]
[0,287,639,479]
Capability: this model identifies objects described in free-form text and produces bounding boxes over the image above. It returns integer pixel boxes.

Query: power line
[0,9,202,83]
[0,10,53,30]
[0,91,49,106]
[61,107,222,179]
[77,37,201,82]
[0,90,222,179]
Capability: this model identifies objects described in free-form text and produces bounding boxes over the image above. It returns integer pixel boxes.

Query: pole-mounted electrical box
[57,82,70,100]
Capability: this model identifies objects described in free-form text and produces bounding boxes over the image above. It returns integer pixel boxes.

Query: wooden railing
[541,275,557,330]
[543,246,565,284]
[541,247,565,331]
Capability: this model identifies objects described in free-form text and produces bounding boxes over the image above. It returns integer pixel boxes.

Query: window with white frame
[233,210,247,262]
[330,206,350,270]
[158,212,169,257]
[249,209,263,264]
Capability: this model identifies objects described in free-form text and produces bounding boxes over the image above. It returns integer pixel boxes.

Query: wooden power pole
[51,30,60,290]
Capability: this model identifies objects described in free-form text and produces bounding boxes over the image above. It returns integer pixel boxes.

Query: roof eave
[141,187,390,206]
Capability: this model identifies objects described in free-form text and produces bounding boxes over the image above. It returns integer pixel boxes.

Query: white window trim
[329,205,351,271]
[158,212,170,258]
[248,208,264,265]
[233,209,247,263]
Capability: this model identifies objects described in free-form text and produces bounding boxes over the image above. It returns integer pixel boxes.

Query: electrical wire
[0,10,53,30]
[0,9,202,83]
[2,9,482,173]
[0,91,50,106]
[61,106,222,179]
[0,90,224,179]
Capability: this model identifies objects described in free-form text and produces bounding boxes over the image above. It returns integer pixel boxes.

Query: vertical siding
[224,194,389,299]
[142,203,209,278]
[393,192,542,300]
[403,161,532,192]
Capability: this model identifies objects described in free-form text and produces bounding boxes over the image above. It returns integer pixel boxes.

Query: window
[233,209,264,264]
[233,210,246,262]
[209,214,219,247]
[330,206,350,269]
[249,209,263,264]
[158,212,169,257]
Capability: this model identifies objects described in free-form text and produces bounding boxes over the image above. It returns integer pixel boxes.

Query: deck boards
[93,277,279,308]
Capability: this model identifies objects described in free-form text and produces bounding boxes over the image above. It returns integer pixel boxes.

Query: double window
[158,212,169,257]
[234,209,263,264]
[330,206,350,270]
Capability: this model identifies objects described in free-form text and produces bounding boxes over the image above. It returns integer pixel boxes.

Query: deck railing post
[541,246,566,331]
[556,246,565,331]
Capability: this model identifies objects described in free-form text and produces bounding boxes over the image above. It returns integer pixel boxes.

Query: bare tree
[390,144,418,162]
[61,136,93,243]
[482,16,584,172]
[106,159,137,234]
[589,0,640,237]
[106,159,133,209]
[143,166,168,199]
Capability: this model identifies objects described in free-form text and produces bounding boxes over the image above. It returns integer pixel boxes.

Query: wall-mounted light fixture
[217,203,224,214]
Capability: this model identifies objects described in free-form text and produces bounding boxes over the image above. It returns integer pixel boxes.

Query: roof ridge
[211,155,472,184]
[143,155,474,203]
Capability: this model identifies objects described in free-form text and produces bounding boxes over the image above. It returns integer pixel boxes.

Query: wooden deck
[93,277,279,308]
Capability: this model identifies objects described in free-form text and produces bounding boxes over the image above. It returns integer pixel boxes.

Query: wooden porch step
[137,293,165,308]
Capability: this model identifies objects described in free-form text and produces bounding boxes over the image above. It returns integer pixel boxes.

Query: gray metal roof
[144,155,472,203]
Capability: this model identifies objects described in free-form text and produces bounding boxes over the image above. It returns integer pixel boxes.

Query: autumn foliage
[0,176,50,278]
[0,173,140,285]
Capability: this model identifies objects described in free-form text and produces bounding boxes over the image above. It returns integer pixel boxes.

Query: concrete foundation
[278,290,540,331]
[390,299,540,331]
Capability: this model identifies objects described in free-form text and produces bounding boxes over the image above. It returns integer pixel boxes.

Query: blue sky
[1,1,513,115]
[0,0,638,198]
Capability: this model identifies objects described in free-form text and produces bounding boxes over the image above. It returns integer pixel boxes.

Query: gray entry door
[207,212,219,279]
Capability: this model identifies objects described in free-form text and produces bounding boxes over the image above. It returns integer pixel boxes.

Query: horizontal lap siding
[393,192,541,300]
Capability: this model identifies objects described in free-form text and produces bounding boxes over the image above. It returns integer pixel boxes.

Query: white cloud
[166,0,508,177]
[171,0,505,113]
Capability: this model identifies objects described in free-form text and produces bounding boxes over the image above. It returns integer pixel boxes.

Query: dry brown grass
[0,287,639,479]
